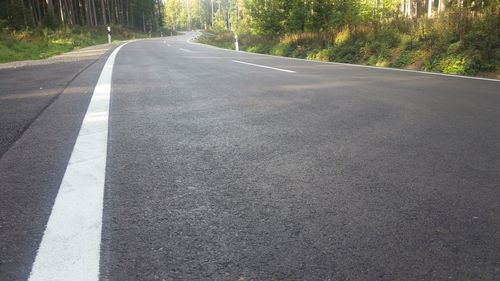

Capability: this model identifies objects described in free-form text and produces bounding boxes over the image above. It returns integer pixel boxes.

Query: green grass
[0,26,149,63]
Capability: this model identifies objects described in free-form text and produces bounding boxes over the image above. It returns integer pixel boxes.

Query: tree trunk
[125,0,130,26]
[438,0,445,13]
[406,0,412,17]
[46,0,55,12]
[101,0,107,25]
[106,0,112,25]
[143,11,146,32]
[91,0,98,26]
[187,0,192,30]
[58,0,65,24]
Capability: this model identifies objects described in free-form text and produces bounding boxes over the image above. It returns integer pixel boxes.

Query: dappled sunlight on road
[0,86,92,101]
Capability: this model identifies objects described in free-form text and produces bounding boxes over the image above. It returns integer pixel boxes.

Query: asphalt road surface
[1,32,499,281]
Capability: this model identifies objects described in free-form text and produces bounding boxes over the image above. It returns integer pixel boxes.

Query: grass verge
[0,26,151,63]
[197,19,500,79]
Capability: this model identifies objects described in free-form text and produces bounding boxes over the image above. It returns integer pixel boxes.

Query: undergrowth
[0,26,149,63]
[197,15,500,77]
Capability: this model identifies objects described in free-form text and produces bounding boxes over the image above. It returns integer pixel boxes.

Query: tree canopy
[163,0,499,35]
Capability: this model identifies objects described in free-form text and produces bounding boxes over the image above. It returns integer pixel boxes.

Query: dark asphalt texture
[0,59,100,157]
[0,58,108,281]
[2,33,500,280]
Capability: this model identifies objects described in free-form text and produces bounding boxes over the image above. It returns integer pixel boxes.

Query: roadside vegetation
[197,16,500,77]
[0,26,151,63]
[0,0,166,63]
[164,0,500,78]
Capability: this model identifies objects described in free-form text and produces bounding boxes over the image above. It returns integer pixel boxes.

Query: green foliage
[290,45,309,58]
[0,0,163,33]
[392,50,415,67]
[198,9,500,78]
[246,44,272,54]
[432,51,481,75]
[212,16,227,32]
[271,43,293,56]
[0,0,28,29]
[197,31,235,49]
[43,10,59,30]
[0,26,148,63]
[164,0,182,30]
[331,45,362,63]
[315,49,331,61]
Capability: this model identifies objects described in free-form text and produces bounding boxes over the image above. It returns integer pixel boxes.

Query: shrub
[392,50,415,68]
[434,52,480,75]
[375,27,400,48]
[248,43,273,54]
[197,13,499,77]
[291,45,309,58]
[315,49,331,61]
[306,49,318,60]
[334,28,351,45]
[331,45,361,63]
[271,43,293,56]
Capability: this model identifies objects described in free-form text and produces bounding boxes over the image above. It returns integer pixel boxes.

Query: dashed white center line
[28,43,128,281]
[179,48,192,53]
[232,60,296,73]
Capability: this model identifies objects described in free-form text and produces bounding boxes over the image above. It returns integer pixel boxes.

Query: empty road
[1,32,499,281]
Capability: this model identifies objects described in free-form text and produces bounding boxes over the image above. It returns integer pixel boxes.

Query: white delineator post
[107,26,111,44]
[235,33,239,52]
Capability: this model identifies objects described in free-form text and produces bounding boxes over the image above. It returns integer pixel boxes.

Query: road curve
[1,32,499,281]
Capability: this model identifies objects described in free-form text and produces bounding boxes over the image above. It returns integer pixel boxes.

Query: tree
[0,0,164,32]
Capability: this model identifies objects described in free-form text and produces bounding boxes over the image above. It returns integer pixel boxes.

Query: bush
[331,44,361,63]
[434,52,480,75]
[271,43,293,56]
[306,50,318,60]
[315,49,330,61]
[246,43,273,54]
[375,27,400,48]
[197,14,499,77]
[392,50,415,68]
[291,45,309,58]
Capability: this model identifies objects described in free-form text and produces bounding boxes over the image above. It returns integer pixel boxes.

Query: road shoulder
[0,43,119,157]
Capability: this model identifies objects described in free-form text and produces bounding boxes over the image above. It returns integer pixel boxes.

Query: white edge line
[232,60,296,73]
[28,42,128,281]
[188,37,500,83]
[179,48,192,53]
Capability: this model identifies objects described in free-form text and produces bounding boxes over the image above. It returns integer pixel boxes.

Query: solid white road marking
[167,43,171,46]
[28,43,127,281]
[232,60,296,73]
[179,48,192,53]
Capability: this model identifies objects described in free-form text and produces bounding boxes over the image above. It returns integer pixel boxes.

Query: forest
[167,0,499,76]
[1,0,164,32]
[0,0,165,62]
[0,0,499,76]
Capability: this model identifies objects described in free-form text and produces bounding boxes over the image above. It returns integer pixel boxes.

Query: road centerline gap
[232,60,296,73]
[28,43,128,281]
